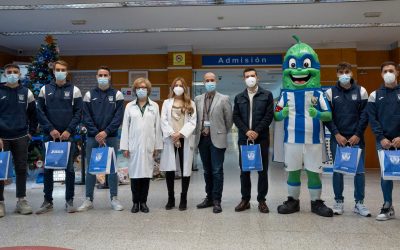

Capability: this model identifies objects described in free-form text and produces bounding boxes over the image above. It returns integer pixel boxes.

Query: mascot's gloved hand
[282,104,289,118]
[308,106,320,118]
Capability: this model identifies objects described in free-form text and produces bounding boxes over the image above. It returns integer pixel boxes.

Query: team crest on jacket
[397,94,400,101]
[352,94,357,100]
[64,91,70,98]
[108,96,114,102]
[18,94,25,102]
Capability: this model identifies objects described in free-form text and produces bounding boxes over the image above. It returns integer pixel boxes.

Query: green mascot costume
[274,36,333,217]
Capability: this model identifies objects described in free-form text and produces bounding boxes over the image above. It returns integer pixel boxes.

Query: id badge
[204,121,211,127]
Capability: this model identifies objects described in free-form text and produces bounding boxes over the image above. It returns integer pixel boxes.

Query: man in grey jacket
[194,72,233,213]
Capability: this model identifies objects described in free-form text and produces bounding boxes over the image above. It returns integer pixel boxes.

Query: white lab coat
[120,99,163,179]
[160,98,197,177]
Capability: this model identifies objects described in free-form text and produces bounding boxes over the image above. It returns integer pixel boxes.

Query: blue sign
[202,55,282,66]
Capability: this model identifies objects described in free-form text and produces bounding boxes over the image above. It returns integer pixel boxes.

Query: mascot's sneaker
[311,200,333,217]
[376,205,395,221]
[332,200,344,215]
[353,202,371,217]
[277,197,300,214]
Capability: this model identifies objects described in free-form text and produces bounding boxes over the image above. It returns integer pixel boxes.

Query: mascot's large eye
[303,58,312,68]
[289,58,296,69]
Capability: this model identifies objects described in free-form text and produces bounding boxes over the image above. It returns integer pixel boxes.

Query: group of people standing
[0,59,399,222]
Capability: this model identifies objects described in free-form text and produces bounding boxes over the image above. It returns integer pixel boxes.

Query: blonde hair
[169,77,194,115]
[53,60,69,70]
[133,77,152,95]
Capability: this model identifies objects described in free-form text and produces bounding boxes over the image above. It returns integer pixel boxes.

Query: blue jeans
[330,135,365,202]
[376,142,394,205]
[198,136,226,202]
[85,137,119,201]
[43,137,76,202]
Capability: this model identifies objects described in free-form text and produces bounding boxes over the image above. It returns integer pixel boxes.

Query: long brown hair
[169,77,194,115]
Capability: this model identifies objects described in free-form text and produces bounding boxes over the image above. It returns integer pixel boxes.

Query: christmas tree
[25,35,59,97]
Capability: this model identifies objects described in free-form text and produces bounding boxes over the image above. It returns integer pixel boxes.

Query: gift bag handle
[247,139,255,146]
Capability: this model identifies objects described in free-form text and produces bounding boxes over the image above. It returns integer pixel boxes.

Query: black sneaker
[277,197,300,214]
[36,200,53,215]
[165,198,175,210]
[197,198,214,209]
[140,203,149,213]
[131,203,139,213]
[311,200,333,217]
[213,201,222,214]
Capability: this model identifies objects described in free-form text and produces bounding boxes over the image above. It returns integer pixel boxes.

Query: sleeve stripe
[368,91,376,102]
[360,87,369,100]
[83,91,91,102]
[27,89,35,103]
[73,86,82,98]
[116,90,124,101]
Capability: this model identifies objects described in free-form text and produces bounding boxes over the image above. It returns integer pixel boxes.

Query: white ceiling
[0,0,399,55]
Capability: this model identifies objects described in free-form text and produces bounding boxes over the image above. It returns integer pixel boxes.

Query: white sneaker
[65,200,77,213]
[353,202,371,217]
[77,198,93,212]
[332,200,344,215]
[15,199,33,215]
[111,197,124,211]
[0,201,5,218]
[376,205,395,221]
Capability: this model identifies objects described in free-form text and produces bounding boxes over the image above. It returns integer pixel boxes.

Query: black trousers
[0,136,29,201]
[238,139,269,202]
[166,138,190,197]
[130,178,150,203]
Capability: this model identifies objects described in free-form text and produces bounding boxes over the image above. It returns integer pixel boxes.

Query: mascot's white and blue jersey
[276,89,330,145]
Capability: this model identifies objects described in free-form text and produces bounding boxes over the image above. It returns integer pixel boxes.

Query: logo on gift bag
[341,152,351,161]
[352,94,357,100]
[247,151,255,161]
[389,155,400,165]
[50,150,64,154]
[95,153,103,162]
[0,160,2,164]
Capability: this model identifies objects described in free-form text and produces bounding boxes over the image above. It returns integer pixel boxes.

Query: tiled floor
[1,144,400,250]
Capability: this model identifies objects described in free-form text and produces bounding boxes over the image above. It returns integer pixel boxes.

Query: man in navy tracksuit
[368,61,400,221]
[0,64,37,218]
[325,62,370,217]
[36,60,83,214]
[77,66,125,212]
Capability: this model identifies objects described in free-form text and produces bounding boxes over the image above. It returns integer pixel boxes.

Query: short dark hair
[53,60,68,70]
[381,61,399,72]
[243,68,257,77]
[4,63,20,71]
[336,62,352,72]
[97,66,111,74]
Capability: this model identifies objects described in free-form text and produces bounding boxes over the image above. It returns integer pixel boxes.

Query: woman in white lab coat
[120,77,163,213]
[160,77,197,211]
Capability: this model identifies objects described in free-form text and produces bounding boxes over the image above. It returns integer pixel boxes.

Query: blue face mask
[136,88,148,99]
[6,74,19,84]
[338,74,351,86]
[205,82,216,92]
[97,77,109,87]
[54,71,67,81]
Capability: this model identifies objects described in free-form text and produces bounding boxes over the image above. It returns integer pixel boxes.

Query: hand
[123,150,129,158]
[392,137,400,148]
[246,130,258,141]
[0,138,3,149]
[60,131,71,141]
[50,129,60,140]
[348,135,360,146]
[335,133,348,147]
[381,138,392,150]
[95,131,108,145]
[171,132,181,143]
[308,107,319,118]
[282,104,289,118]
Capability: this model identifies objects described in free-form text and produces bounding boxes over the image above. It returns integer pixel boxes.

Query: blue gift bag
[240,142,263,172]
[44,141,71,169]
[333,146,362,176]
[378,150,400,180]
[0,150,14,180]
[89,146,116,174]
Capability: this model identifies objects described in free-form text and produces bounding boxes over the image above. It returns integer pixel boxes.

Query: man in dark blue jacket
[368,61,400,221]
[233,68,274,213]
[77,66,124,212]
[325,62,370,217]
[36,60,83,214]
[0,64,37,218]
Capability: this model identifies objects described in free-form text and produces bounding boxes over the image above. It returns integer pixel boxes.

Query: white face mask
[173,86,184,96]
[245,77,257,88]
[384,72,396,85]
[338,74,351,86]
